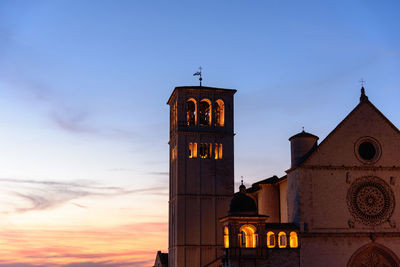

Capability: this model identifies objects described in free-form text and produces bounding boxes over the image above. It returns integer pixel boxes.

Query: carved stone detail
[347,176,395,226]
[348,219,355,228]
[348,244,400,267]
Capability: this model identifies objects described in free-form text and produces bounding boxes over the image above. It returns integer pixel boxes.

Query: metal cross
[360,78,365,87]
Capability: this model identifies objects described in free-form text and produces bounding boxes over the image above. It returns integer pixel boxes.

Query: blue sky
[0,0,400,265]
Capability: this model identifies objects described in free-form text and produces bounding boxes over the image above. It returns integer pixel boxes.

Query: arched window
[186,99,196,126]
[188,143,197,158]
[224,226,229,248]
[199,99,211,126]
[199,143,211,158]
[289,232,298,248]
[239,224,257,248]
[214,143,223,159]
[267,231,275,248]
[213,99,225,126]
[278,232,287,248]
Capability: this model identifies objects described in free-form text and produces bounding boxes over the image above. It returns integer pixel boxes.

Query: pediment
[302,100,400,167]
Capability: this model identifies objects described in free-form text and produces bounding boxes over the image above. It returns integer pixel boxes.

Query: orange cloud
[0,222,167,266]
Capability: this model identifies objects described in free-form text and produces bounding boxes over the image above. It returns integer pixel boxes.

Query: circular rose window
[347,176,394,226]
[355,137,381,164]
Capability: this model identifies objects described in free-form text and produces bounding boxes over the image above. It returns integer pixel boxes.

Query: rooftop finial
[193,66,203,86]
[239,176,246,193]
[359,78,368,102]
[302,126,304,132]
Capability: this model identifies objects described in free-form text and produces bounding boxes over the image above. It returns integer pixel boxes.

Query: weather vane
[193,66,203,86]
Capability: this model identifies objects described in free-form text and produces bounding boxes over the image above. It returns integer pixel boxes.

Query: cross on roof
[360,78,365,87]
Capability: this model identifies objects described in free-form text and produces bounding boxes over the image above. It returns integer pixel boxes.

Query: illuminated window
[199,143,211,158]
[171,146,177,161]
[214,143,223,159]
[289,232,298,248]
[278,232,287,248]
[239,225,257,248]
[267,231,275,248]
[199,99,211,126]
[214,99,225,126]
[188,143,197,158]
[224,226,229,248]
[186,99,196,126]
[171,102,177,129]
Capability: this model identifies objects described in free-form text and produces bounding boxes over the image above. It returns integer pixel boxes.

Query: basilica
[154,85,400,267]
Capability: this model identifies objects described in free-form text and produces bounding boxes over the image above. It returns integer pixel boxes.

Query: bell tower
[167,86,236,267]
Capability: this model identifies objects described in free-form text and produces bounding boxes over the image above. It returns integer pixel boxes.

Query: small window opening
[289,232,298,248]
[171,146,177,161]
[214,143,223,159]
[267,231,275,248]
[186,99,196,126]
[199,99,211,126]
[171,102,177,129]
[278,232,287,248]
[214,100,225,126]
[188,143,197,158]
[224,226,229,248]
[199,143,211,158]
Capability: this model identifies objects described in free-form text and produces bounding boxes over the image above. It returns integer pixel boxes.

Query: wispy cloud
[147,171,168,176]
[51,109,94,134]
[0,178,167,213]
[0,74,140,139]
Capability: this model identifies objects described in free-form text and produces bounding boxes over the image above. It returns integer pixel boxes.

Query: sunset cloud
[0,222,167,267]
[0,178,167,213]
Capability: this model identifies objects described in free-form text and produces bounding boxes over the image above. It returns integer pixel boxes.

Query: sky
[0,0,400,266]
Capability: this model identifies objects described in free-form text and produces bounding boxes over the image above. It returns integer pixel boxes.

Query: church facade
[154,85,400,267]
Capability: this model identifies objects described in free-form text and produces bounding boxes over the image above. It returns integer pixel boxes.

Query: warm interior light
[193,143,197,158]
[188,143,197,158]
[278,232,287,248]
[267,231,275,248]
[239,225,257,248]
[214,99,225,126]
[186,99,197,126]
[289,232,298,248]
[224,226,229,248]
[199,99,211,126]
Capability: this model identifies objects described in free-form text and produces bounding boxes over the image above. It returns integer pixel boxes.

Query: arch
[239,224,257,248]
[347,243,400,267]
[278,232,287,248]
[289,232,298,248]
[199,99,211,126]
[267,231,275,248]
[224,226,229,248]
[186,98,197,126]
[213,99,225,126]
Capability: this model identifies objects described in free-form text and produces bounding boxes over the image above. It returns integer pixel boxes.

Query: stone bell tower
[167,86,236,267]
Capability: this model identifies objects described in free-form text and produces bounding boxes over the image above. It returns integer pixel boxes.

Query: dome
[289,130,319,141]
[229,184,257,215]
